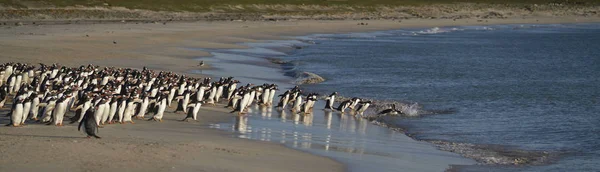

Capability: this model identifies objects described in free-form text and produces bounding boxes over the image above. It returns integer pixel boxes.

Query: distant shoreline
[0,3,598,23]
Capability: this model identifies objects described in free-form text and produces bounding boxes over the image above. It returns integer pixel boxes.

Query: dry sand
[0,16,599,172]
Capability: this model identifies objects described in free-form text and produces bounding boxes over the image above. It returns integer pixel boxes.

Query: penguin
[116,96,127,123]
[348,97,361,110]
[52,96,69,126]
[0,84,7,108]
[78,108,101,139]
[94,99,106,127]
[377,104,401,116]
[303,93,318,114]
[182,99,202,122]
[122,97,136,124]
[215,82,224,103]
[9,98,24,127]
[151,94,167,122]
[40,97,57,123]
[20,95,32,125]
[336,100,352,113]
[100,97,111,125]
[292,93,302,113]
[107,96,118,124]
[324,92,337,110]
[205,84,217,105]
[267,86,277,106]
[29,93,40,120]
[231,90,249,115]
[355,101,372,116]
[174,90,190,113]
[135,95,149,119]
[276,90,290,110]
[167,85,176,107]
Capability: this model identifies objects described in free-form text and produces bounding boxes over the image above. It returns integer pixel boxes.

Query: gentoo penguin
[135,95,150,119]
[276,90,290,110]
[9,98,24,127]
[94,99,107,127]
[21,96,32,125]
[303,93,318,114]
[292,93,302,113]
[0,85,7,109]
[107,96,118,124]
[215,82,224,103]
[182,99,202,122]
[324,92,337,110]
[336,100,352,113]
[348,97,361,110]
[78,108,101,139]
[52,96,69,126]
[40,97,57,123]
[29,93,40,120]
[377,104,401,116]
[122,97,136,124]
[267,85,277,106]
[167,85,176,107]
[174,90,190,113]
[151,94,167,122]
[116,96,127,123]
[355,101,372,116]
[72,95,91,123]
[205,84,217,105]
[231,90,249,115]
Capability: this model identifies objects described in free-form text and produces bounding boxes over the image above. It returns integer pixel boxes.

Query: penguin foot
[159,119,163,122]
[98,126,104,128]
[130,121,135,124]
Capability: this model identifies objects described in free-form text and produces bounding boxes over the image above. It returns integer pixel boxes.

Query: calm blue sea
[282,23,600,171]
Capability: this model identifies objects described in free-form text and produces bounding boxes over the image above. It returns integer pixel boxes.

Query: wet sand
[1,17,599,171]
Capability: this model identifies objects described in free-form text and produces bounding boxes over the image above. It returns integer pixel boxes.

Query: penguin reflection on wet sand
[79,108,101,139]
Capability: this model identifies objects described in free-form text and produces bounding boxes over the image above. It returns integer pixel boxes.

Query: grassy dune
[0,0,598,12]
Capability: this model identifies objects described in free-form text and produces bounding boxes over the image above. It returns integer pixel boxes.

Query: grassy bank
[0,0,598,12]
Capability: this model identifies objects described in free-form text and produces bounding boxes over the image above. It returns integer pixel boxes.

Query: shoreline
[0,17,598,171]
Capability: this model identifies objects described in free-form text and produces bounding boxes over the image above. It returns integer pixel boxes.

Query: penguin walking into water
[78,108,101,139]
[336,100,352,113]
[348,97,361,110]
[377,104,401,116]
[266,85,277,106]
[324,92,337,110]
[276,90,290,110]
[231,90,249,115]
[355,101,372,116]
[302,93,318,114]
[292,93,302,113]
[205,84,217,105]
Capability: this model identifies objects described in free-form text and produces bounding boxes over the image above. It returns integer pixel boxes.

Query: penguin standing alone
[78,108,101,139]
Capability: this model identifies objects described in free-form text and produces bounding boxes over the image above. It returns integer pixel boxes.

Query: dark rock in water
[295,72,325,85]
[265,57,288,65]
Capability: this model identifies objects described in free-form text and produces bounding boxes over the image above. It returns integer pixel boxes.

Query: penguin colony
[1,62,390,139]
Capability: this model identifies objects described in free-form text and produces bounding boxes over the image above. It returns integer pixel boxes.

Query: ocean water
[199,23,600,171]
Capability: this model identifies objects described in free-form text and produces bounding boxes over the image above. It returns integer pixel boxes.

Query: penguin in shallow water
[348,97,361,110]
[276,90,290,110]
[324,92,337,110]
[78,108,101,139]
[336,100,352,113]
[377,104,401,116]
[355,101,372,116]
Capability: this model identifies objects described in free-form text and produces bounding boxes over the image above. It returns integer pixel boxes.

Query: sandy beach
[1,16,599,171]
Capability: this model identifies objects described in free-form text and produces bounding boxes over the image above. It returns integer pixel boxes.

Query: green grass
[0,0,598,12]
